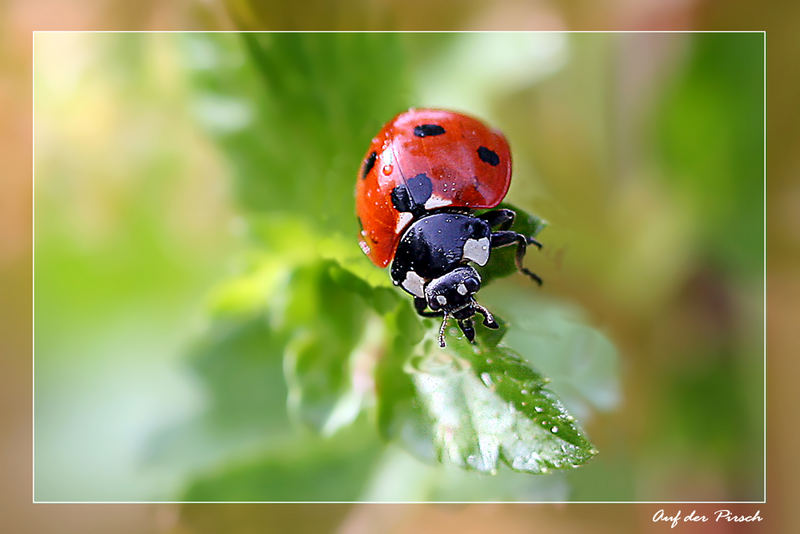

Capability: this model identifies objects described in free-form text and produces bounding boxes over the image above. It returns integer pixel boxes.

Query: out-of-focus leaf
[374,301,435,462]
[179,33,412,237]
[654,33,763,275]
[361,445,570,501]
[182,422,381,501]
[274,258,404,436]
[144,316,292,472]
[280,261,375,434]
[477,202,548,286]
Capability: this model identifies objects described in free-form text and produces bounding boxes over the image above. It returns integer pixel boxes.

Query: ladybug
[355,108,542,347]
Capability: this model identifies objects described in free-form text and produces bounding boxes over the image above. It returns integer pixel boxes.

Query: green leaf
[144,316,292,473]
[480,285,621,420]
[374,301,436,462]
[474,313,508,348]
[280,261,374,434]
[361,446,570,501]
[179,33,412,237]
[379,312,597,474]
[477,202,548,286]
[182,421,382,501]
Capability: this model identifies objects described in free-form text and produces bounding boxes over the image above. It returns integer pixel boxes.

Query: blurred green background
[33,31,763,503]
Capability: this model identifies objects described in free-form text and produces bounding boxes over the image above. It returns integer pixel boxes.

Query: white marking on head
[401,270,425,298]
[436,295,447,306]
[424,194,450,210]
[463,237,490,266]
[457,283,468,295]
[395,212,413,233]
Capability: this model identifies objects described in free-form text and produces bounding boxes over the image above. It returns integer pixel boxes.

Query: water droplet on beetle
[382,164,393,175]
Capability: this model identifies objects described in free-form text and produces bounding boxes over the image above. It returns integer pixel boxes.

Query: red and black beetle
[355,109,542,347]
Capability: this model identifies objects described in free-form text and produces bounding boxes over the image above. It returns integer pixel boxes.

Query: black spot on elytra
[391,174,433,214]
[407,173,433,205]
[391,184,414,212]
[413,124,445,137]
[477,146,500,166]
[361,151,377,179]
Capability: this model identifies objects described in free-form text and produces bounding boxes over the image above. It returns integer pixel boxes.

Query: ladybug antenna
[473,302,499,329]
[438,312,450,348]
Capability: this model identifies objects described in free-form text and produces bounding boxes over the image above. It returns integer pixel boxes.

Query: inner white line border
[31,29,767,505]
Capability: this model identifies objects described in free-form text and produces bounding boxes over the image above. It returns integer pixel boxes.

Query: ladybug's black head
[425,265,499,347]
[424,266,481,315]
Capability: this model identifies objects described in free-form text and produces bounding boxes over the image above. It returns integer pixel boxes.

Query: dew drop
[566,415,575,422]
[534,406,543,412]
[480,372,493,387]
[382,164,393,175]
[520,389,528,395]
[551,426,559,433]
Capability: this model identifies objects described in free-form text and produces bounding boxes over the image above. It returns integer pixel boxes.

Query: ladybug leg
[458,318,476,344]
[473,302,499,329]
[414,297,443,318]
[438,313,450,347]
[491,231,544,285]
[479,208,516,231]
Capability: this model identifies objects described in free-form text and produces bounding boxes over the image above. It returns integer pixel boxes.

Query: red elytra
[355,108,512,267]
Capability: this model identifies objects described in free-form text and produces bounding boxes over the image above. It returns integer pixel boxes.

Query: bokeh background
[4,0,795,532]
[31,30,762,503]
